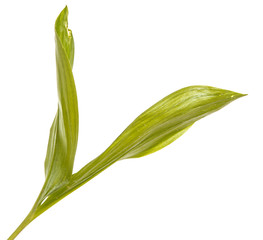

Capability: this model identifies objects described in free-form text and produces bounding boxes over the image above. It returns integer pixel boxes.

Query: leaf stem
[8,209,36,240]
[7,181,50,240]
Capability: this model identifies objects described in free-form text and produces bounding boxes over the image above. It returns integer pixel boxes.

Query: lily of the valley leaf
[7,6,246,240]
[66,85,245,188]
[100,85,245,160]
[44,6,79,195]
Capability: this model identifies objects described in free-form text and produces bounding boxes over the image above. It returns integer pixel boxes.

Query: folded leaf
[44,6,79,194]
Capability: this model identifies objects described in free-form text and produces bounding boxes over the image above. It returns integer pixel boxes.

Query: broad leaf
[44,6,79,194]
[98,86,245,160]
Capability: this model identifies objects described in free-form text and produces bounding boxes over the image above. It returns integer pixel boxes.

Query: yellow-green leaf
[7,7,247,239]
[95,86,245,161]
[72,86,245,185]
[44,6,79,194]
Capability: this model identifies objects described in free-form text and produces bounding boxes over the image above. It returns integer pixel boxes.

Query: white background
[0,1,262,239]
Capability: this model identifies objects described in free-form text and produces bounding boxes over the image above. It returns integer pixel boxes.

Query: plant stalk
[8,154,118,239]
[8,181,50,240]
[8,209,37,240]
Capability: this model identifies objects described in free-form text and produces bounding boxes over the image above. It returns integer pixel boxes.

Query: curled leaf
[44,6,79,194]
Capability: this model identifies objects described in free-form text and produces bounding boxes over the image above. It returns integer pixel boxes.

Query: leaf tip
[231,92,247,100]
[55,6,69,29]
[55,5,74,67]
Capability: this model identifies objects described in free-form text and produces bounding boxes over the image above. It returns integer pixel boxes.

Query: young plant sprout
[8,6,246,239]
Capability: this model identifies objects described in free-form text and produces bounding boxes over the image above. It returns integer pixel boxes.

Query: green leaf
[44,6,79,194]
[103,85,245,160]
[7,7,246,239]
[122,86,246,159]
[71,86,245,186]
